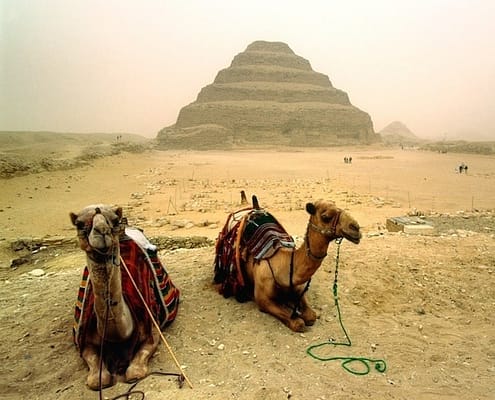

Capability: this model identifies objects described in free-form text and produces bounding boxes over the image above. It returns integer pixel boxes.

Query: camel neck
[87,255,134,340]
[291,229,331,285]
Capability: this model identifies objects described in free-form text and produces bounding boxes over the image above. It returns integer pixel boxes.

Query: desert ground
[0,142,494,399]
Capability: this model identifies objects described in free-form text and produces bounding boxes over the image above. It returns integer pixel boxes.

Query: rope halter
[78,207,122,264]
[305,210,342,260]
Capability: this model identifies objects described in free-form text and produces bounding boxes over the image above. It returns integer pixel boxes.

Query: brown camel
[214,194,361,332]
[70,205,179,389]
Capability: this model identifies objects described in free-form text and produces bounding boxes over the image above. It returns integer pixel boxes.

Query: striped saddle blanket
[73,227,180,353]
[214,208,294,301]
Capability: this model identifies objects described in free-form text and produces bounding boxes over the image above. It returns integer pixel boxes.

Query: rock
[28,268,45,277]
[10,256,31,268]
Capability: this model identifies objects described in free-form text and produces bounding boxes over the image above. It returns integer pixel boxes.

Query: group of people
[458,162,468,174]
[344,156,353,164]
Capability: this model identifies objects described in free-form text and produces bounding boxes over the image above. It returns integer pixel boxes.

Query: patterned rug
[73,228,180,371]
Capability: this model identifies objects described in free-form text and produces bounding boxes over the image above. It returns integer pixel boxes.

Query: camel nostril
[94,226,110,236]
[350,223,360,232]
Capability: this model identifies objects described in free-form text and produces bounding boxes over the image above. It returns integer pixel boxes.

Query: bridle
[78,207,122,263]
[305,210,342,260]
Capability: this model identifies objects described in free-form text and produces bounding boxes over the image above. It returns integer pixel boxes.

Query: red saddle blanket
[214,208,294,301]
[73,232,180,355]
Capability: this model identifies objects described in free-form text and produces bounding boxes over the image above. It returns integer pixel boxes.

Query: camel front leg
[82,345,113,390]
[125,329,160,382]
[254,286,306,332]
[299,293,317,326]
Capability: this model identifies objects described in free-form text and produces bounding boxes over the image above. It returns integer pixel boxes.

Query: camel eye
[321,215,332,223]
[110,216,121,230]
[76,221,86,230]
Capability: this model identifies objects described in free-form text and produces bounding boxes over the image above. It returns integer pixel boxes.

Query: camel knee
[125,361,149,383]
[301,307,318,325]
[87,368,113,390]
[125,337,157,382]
[288,317,306,332]
[299,295,318,325]
[125,348,153,382]
[82,347,113,390]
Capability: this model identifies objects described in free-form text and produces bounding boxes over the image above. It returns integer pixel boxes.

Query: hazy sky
[1,0,494,140]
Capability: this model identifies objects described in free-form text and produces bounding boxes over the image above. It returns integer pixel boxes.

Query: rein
[266,252,311,318]
[82,207,192,397]
[306,239,387,376]
[82,207,121,263]
[281,211,343,318]
[305,210,341,260]
[93,252,192,399]
[288,251,311,318]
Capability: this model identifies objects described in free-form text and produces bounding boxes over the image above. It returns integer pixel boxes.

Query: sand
[0,145,494,399]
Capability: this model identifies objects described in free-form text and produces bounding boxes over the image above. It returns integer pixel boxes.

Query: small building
[386,216,435,235]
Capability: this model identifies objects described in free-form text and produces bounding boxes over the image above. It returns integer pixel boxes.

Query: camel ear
[306,202,316,215]
[69,212,79,226]
[113,206,123,219]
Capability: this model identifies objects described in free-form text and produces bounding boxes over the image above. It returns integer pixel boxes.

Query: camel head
[306,200,361,244]
[70,205,123,255]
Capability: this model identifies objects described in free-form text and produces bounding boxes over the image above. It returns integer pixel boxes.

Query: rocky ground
[0,143,494,399]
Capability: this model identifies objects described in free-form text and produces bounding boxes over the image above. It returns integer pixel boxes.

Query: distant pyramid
[379,121,421,145]
[157,41,379,148]
[379,121,417,139]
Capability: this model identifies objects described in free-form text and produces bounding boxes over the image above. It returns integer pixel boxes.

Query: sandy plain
[0,144,494,399]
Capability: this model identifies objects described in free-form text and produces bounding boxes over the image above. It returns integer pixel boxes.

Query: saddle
[213,206,295,302]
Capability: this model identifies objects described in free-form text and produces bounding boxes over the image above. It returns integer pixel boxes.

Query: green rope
[306,238,387,375]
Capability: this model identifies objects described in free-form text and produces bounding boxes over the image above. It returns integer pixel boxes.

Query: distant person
[344,157,348,164]
[464,164,468,174]
[349,156,352,164]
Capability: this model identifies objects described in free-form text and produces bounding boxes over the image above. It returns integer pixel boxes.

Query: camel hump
[252,195,260,209]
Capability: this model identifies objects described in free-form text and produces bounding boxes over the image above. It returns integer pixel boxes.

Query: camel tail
[240,190,248,205]
[252,195,260,209]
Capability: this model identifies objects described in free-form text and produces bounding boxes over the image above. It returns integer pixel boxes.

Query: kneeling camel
[70,205,180,389]
[214,194,361,332]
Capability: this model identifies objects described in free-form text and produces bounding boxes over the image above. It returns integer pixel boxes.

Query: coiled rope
[306,238,387,375]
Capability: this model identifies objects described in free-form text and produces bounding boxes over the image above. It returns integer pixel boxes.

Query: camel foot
[301,308,318,326]
[288,317,306,332]
[125,362,149,383]
[87,369,113,390]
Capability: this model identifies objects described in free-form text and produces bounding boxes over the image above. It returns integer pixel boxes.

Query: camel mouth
[343,232,361,244]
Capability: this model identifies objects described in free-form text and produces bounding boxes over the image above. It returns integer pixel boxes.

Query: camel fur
[214,194,361,332]
[70,205,179,390]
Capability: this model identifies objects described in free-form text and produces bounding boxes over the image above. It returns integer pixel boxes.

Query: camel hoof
[288,317,306,332]
[87,371,113,390]
[125,363,148,383]
[302,309,318,326]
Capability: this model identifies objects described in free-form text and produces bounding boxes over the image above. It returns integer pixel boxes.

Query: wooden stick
[120,256,193,389]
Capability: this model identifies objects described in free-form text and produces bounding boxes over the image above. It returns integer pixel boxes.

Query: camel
[70,205,180,390]
[214,194,361,332]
